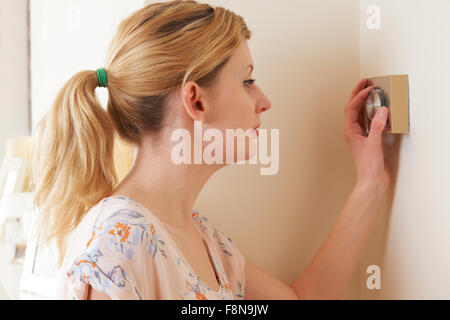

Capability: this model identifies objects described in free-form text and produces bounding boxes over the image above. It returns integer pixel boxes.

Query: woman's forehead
[225,42,254,75]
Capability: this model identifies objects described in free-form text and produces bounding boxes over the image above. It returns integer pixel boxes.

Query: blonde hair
[31,0,251,266]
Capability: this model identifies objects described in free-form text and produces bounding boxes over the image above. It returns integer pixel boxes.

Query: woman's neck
[111,140,224,231]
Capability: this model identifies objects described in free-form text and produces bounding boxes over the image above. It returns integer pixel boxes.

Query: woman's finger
[349,78,368,100]
[368,107,388,146]
[345,85,374,124]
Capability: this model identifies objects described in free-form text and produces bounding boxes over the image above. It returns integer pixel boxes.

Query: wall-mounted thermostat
[363,75,409,134]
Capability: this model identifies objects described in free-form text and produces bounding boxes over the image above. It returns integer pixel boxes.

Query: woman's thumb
[368,107,388,142]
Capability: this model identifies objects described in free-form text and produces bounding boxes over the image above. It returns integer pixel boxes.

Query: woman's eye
[244,79,256,87]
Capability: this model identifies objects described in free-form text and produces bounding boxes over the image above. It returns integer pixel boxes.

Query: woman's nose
[257,91,272,114]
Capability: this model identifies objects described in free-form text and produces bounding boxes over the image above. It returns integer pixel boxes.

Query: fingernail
[378,108,387,118]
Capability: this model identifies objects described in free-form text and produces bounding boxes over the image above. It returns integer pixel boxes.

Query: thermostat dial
[365,88,388,120]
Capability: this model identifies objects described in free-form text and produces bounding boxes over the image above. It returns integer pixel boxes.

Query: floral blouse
[57,196,246,300]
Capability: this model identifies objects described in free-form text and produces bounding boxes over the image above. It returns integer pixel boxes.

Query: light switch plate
[363,75,409,134]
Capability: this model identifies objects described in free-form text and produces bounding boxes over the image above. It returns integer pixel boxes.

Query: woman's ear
[181,81,208,121]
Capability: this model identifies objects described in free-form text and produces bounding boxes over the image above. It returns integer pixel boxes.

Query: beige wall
[197,0,361,298]
[0,0,29,160]
[359,0,450,299]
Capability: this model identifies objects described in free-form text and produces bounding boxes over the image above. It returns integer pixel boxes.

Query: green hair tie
[96,68,108,88]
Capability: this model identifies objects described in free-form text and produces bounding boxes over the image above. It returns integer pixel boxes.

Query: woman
[31,0,389,300]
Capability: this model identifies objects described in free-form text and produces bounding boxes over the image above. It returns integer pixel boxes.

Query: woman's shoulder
[86,196,159,255]
[98,195,149,219]
[61,196,162,299]
[91,196,156,231]
[101,195,145,209]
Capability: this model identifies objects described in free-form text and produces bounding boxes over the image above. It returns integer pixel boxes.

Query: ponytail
[31,70,118,267]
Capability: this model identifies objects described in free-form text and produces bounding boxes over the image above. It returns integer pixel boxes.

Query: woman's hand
[343,79,390,194]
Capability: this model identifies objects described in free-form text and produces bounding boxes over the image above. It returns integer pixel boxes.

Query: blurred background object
[0,193,34,259]
[0,281,9,300]
[0,135,36,298]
